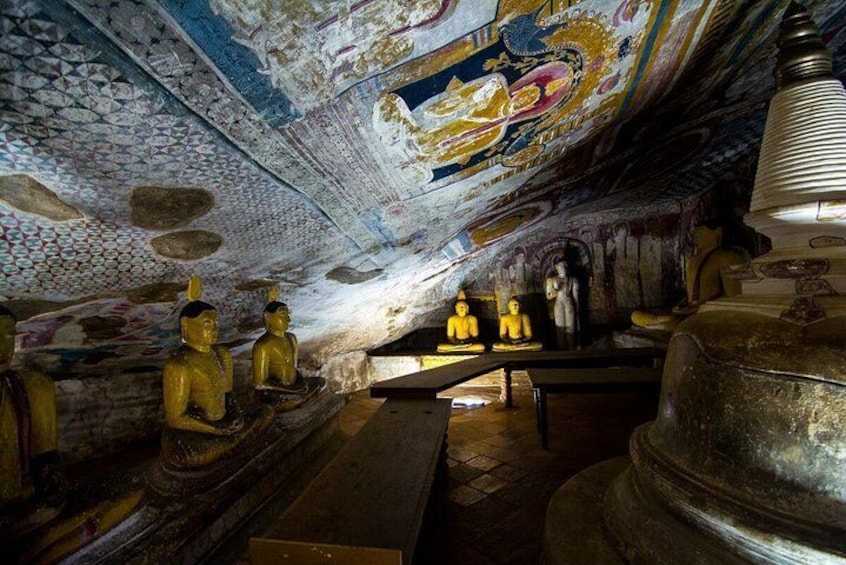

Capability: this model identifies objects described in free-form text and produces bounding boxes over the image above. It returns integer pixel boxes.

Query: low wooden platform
[256,398,452,565]
[528,367,663,449]
[370,348,665,406]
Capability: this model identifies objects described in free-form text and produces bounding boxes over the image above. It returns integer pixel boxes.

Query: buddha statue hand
[212,394,244,435]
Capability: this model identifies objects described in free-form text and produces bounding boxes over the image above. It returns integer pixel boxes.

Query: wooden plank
[527,367,663,449]
[250,539,402,565]
[370,348,665,398]
[262,398,451,565]
[528,367,663,392]
[370,356,503,397]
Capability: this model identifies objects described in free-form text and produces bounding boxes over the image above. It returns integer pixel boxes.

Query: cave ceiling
[2,0,846,372]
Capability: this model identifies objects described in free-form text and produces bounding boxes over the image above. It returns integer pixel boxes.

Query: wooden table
[256,398,451,565]
[527,367,663,449]
[370,348,665,408]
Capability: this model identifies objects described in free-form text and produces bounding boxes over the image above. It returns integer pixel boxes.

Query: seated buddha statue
[0,305,65,540]
[252,288,321,411]
[253,288,299,390]
[437,290,485,353]
[492,297,543,352]
[632,223,745,331]
[161,277,272,470]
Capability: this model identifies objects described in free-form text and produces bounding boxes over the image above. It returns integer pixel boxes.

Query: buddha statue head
[689,221,723,255]
[179,277,217,351]
[507,297,522,315]
[452,290,474,318]
[263,287,291,336]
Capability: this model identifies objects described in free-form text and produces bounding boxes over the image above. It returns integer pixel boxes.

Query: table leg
[539,389,549,450]
[501,367,513,408]
[533,388,541,434]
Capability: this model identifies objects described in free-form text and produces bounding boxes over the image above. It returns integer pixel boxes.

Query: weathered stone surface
[0,174,83,221]
[325,266,383,284]
[320,349,369,392]
[368,355,422,384]
[150,230,222,260]
[234,279,278,291]
[125,282,187,304]
[130,186,214,230]
[78,315,127,341]
[236,316,263,333]
[543,457,628,565]
[55,371,163,463]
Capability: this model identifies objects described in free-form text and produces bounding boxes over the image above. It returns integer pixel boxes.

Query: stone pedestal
[26,390,344,564]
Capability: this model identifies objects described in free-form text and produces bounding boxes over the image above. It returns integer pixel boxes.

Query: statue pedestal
[612,327,671,349]
[544,312,846,564]
[45,389,344,564]
[255,375,326,412]
[543,457,627,565]
[491,342,543,352]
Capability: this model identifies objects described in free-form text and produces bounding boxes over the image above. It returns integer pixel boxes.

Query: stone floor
[334,373,659,565]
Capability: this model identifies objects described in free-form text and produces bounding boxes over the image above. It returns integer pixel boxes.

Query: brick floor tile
[468,473,508,494]
[466,455,502,472]
[448,485,487,507]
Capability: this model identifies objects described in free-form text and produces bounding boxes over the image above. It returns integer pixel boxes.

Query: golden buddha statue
[631,223,745,331]
[251,288,322,411]
[437,290,485,353]
[0,305,65,539]
[161,277,272,469]
[492,297,543,352]
[253,288,299,390]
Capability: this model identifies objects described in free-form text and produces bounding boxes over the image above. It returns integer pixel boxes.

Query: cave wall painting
[141,0,728,252]
[200,0,496,114]
[373,0,650,187]
[467,204,694,328]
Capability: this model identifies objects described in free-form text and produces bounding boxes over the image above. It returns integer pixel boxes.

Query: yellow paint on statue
[252,287,299,390]
[437,290,486,353]
[492,297,543,351]
[161,277,272,469]
[631,225,745,331]
[0,307,64,537]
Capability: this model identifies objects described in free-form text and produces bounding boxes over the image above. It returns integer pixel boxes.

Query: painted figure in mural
[209,0,459,110]
[631,223,745,330]
[375,61,575,184]
[545,261,580,349]
[161,277,272,469]
[490,261,510,315]
[492,297,543,352]
[252,288,299,390]
[0,305,65,539]
[437,290,485,353]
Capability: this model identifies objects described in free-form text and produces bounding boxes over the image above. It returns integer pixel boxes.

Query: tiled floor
[337,374,659,565]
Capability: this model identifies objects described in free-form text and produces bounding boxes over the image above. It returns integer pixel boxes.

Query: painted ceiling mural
[1,0,846,375]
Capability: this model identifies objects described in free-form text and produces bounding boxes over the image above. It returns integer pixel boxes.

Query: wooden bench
[527,367,663,449]
[370,348,665,407]
[253,398,452,565]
